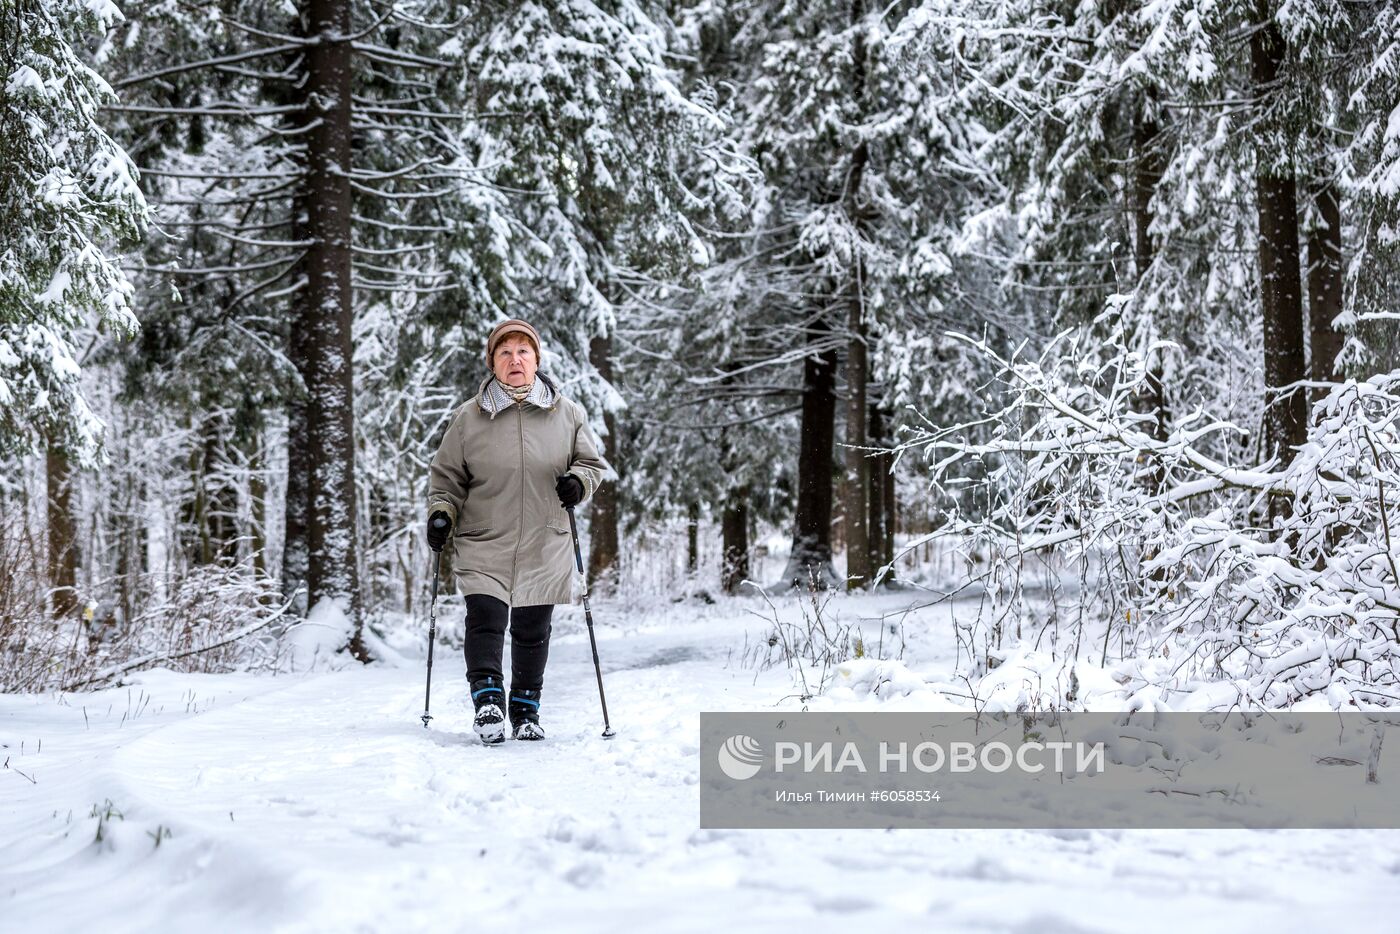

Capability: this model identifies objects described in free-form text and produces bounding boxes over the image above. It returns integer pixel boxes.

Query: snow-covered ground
[3,591,1399,933]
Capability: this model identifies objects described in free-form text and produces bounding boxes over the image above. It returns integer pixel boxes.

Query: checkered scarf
[479,373,558,418]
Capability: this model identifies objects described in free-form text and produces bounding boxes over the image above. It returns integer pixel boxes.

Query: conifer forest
[4,3,1400,930]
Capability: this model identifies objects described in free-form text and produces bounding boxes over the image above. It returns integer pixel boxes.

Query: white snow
[6,64,43,93]
[3,593,1399,932]
[283,598,357,672]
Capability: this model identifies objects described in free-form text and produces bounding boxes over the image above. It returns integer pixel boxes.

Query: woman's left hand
[556,474,584,508]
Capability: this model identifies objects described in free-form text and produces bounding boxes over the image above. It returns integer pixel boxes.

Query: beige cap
[485,318,542,366]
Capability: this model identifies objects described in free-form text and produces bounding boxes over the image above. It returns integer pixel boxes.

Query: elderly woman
[425,319,608,744]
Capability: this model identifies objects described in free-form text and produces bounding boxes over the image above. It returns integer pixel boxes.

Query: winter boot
[469,676,507,745]
[509,688,545,741]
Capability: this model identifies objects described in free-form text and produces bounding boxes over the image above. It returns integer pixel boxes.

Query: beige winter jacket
[427,373,609,606]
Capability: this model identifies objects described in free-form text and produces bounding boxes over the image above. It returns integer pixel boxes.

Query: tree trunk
[686,500,699,575]
[721,484,749,594]
[717,370,749,595]
[866,400,883,581]
[114,472,137,629]
[283,395,310,618]
[841,0,872,591]
[1306,178,1344,401]
[844,296,870,590]
[1251,4,1308,474]
[201,416,236,564]
[298,0,363,656]
[781,315,838,589]
[250,438,268,579]
[882,426,895,575]
[1132,99,1170,501]
[868,401,895,585]
[120,478,149,624]
[587,331,621,593]
[183,440,208,566]
[1131,94,1171,591]
[46,441,78,619]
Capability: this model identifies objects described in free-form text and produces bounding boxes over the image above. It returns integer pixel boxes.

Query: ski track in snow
[3,593,1400,933]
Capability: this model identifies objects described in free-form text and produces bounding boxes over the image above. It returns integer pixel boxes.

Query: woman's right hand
[427,511,453,552]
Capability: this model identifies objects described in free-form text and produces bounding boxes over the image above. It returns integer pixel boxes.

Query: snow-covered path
[4,593,1400,933]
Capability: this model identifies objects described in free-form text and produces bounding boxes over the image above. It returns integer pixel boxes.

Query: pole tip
[602,727,616,739]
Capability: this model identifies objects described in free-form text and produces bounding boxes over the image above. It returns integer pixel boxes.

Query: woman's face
[492,334,539,387]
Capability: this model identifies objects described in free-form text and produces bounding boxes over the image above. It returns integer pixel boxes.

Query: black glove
[556,474,584,509]
[427,511,452,552]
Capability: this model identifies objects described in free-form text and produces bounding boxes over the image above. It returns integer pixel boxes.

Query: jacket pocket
[456,527,491,537]
[544,525,574,576]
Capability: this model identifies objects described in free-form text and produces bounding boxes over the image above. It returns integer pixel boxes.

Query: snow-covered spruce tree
[662,0,1006,592]
[72,4,292,604]
[833,2,1007,586]
[615,263,799,594]
[100,1,518,656]
[0,0,147,464]
[461,0,725,594]
[906,2,1263,469]
[729,0,873,591]
[544,1,792,596]
[626,1,828,594]
[1313,1,1400,374]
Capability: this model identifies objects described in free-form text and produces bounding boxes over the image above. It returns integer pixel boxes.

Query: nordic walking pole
[421,514,451,729]
[567,505,615,739]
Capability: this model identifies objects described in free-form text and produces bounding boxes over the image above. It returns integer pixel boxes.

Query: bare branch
[114,43,305,90]
[106,103,305,117]
[350,41,452,69]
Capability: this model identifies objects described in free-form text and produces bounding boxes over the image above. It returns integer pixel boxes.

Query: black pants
[463,593,554,691]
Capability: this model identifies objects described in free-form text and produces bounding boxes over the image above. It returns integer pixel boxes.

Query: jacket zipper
[510,403,524,604]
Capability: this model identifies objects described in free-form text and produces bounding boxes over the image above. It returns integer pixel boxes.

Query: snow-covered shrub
[0,513,54,687]
[1,558,293,693]
[740,571,906,700]
[898,307,1400,710]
